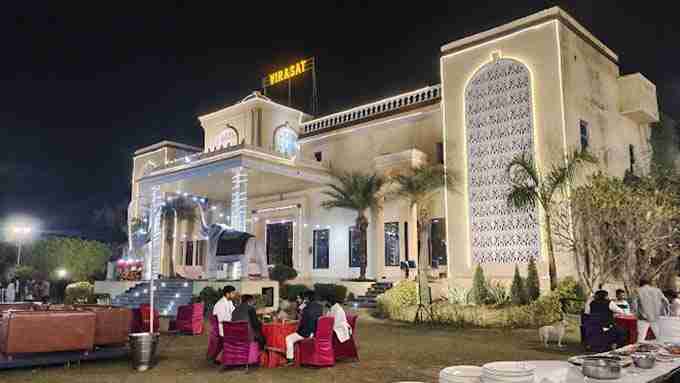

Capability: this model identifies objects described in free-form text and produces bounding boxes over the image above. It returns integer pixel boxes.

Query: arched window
[274,124,298,158]
[212,125,239,151]
[465,57,540,265]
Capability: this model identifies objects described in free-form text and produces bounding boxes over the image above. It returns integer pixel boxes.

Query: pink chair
[221,321,260,370]
[333,314,359,362]
[295,317,335,367]
[206,315,222,361]
[172,302,204,335]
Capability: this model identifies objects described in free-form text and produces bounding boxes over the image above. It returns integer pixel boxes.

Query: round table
[261,320,298,368]
[615,314,655,345]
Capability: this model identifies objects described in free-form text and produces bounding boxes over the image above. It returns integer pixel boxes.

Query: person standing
[213,285,236,337]
[5,279,16,303]
[232,294,265,349]
[285,290,322,364]
[634,279,670,343]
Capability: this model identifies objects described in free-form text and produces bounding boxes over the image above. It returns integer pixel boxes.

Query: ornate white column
[146,185,163,280]
[230,167,248,233]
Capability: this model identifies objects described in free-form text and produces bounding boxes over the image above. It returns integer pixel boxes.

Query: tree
[511,265,527,305]
[526,258,540,302]
[389,164,457,305]
[321,171,386,280]
[0,242,17,281]
[471,265,489,305]
[506,148,597,290]
[161,197,196,277]
[25,237,111,282]
[555,172,680,294]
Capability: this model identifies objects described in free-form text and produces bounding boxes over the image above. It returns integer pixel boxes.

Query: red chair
[138,304,160,332]
[333,314,359,362]
[206,315,222,361]
[221,321,261,370]
[295,317,335,367]
[172,302,204,335]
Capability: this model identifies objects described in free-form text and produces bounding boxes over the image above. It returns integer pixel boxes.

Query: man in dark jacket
[285,290,322,363]
[231,294,265,349]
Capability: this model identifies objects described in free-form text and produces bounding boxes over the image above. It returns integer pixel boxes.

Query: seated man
[232,294,265,349]
[612,289,631,314]
[285,290,322,364]
[589,290,627,348]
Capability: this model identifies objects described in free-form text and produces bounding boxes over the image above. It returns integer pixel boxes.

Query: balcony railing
[300,84,441,136]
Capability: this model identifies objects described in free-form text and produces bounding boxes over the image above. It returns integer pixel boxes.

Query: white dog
[539,319,567,347]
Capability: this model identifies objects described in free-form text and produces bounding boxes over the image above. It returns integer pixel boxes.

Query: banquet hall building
[128,7,659,292]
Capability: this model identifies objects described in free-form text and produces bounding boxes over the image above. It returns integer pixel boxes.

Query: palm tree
[161,197,196,278]
[321,171,387,280]
[506,148,597,290]
[390,164,457,305]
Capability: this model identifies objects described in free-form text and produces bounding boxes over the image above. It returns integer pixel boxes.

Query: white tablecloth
[530,360,680,382]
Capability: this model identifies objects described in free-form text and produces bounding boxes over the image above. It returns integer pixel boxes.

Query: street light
[11,226,32,266]
[56,269,67,279]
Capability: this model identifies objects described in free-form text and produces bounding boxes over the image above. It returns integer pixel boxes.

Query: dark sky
[1,1,678,239]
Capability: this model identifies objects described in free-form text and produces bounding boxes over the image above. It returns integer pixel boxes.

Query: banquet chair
[221,320,261,370]
[333,314,359,362]
[171,302,204,335]
[581,313,618,353]
[295,316,335,367]
[206,315,223,361]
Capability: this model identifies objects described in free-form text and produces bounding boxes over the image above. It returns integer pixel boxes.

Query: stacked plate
[439,366,482,383]
[481,362,535,383]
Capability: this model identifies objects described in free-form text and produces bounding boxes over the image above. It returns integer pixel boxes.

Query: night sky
[1,1,678,240]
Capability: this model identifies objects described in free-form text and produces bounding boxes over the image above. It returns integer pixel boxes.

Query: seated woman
[589,290,627,348]
[326,294,352,343]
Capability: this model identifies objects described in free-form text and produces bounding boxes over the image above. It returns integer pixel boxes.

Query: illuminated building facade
[129,7,658,293]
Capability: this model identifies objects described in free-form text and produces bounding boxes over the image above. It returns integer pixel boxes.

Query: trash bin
[129,332,160,371]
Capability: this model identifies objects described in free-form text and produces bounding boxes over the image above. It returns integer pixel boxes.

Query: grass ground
[0,311,582,383]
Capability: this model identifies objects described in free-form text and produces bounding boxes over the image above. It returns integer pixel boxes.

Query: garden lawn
[0,311,583,383]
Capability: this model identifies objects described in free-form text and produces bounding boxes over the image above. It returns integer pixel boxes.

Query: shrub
[376,280,417,320]
[471,265,489,305]
[510,265,527,305]
[526,258,540,302]
[269,264,298,285]
[448,285,469,305]
[281,284,308,300]
[313,283,348,303]
[556,276,587,314]
[64,281,94,304]
[199,286,222,315]
[487,280,510,306]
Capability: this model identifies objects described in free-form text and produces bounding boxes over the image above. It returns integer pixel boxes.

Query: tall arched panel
[465,58,541,264]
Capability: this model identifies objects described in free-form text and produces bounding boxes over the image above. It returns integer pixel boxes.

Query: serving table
[528,359,680,383]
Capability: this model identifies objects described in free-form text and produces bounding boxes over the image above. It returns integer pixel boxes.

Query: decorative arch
[211,125,239,151]
[465,57,541,264]
[273,123,298,158]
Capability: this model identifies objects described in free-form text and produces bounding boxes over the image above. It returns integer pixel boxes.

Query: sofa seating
[76,305,132,346]
[0,303,36,312]
[0,310,96,355]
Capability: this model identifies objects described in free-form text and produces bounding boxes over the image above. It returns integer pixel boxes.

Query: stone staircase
[350,281,393,309]
[111,280,193,317]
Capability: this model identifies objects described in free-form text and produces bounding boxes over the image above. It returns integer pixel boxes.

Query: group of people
[210,286,352,366]
[585,279,680,346]
[1,278,50,303]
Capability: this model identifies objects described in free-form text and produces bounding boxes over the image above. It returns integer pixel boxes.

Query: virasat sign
[265,59,310,86]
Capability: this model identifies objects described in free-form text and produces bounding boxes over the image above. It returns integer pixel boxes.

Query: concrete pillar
[145,185,163,280]
[408,203,419,275]
[372,202,385,280]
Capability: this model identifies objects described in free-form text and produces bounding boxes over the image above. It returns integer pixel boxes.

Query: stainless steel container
[632,352,656,369]
[129,332,160,371]
[581,356,622,380]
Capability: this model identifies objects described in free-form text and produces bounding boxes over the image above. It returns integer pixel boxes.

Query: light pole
[12,226,32,266]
